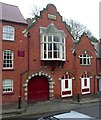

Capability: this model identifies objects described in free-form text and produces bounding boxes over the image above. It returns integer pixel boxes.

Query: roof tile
[0,2,27,24]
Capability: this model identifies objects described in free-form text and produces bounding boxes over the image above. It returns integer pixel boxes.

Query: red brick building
[1,2,28,103]
[97,40,101,92]
[1,3,98,103]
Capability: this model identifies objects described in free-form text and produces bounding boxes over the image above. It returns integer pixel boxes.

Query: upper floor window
[79,53,92,65]
[3,26,15,41]
[40,23,66,61]
[3,79,13,93]
[3,50,14,69]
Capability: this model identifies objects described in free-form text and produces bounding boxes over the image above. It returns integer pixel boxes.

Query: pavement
[1,95,100,118]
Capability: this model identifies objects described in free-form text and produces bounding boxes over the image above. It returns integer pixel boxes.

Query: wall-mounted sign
[48,14,56,20]
[18,50,25,57]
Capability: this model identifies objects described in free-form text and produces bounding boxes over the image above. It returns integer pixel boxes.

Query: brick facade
[2,21,28,103]
[1,3,98,103]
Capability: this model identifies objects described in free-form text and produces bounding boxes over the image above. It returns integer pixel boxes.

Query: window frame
[81,77,90,94]
[79,53,92,66]
[41,34,66,61]
[3,50,14,69]
[3,79,13,93]
[61,74,72,97]
[2,25,15,41]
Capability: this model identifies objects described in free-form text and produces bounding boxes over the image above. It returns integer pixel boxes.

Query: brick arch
[80,71,93,79]
[23,71,54,101]
[78,50,93,56]
[59,71,75,80]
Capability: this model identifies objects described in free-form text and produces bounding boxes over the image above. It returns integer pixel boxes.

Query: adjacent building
[0,2,28,103]
[97,40,101,92]
[1,3,99,103]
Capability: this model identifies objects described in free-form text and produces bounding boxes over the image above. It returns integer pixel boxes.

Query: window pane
[3,50,13,69]
[3,79,13,93]
[84,79,87,86]
[65,80,68,88]
[54,51,57,58]
[87,58,90,64]
[41,34,65,60]
[48,43,52,50]
[53,43,57,50]
[44,36,46,42]
[53,36,60,42]
[80,58,82,64]
[53,43,59,58]
[83,54,86,57]
[44,43,46,50]
[3,26,14,40]
[48,36,52,42]
[83,58,86,64]
[80,54,91,65]
[48,52,52,58]
[62,38,65,44]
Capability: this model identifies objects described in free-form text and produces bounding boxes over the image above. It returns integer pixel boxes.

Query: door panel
[28,76,49,102]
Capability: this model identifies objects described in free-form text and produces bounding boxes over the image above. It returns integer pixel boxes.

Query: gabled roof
[0,2,27,24]
[23,4,62,34]
[71,33,98,53]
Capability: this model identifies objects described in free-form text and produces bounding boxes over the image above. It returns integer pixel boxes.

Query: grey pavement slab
[1,97,100,118]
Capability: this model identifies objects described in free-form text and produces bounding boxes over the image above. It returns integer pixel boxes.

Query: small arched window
[79,53,92,65]
[3,26,15,41]
[3,79,13,93]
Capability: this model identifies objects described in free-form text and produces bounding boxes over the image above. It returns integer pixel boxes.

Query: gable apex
[71,33,96,52]
[46,3,57,11]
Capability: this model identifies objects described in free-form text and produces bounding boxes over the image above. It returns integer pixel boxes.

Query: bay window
[40,23,66,61]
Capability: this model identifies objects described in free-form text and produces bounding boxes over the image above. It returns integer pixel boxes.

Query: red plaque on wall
[18,50,25,57]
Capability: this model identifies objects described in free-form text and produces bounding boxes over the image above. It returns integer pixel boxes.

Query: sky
[0,0,100,39]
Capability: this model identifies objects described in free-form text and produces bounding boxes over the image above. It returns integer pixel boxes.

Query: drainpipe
[19,31,30,108]
[27,31,30,72]
[72,49,77,100]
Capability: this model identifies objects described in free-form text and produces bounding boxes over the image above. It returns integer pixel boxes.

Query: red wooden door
[28,76,49,102]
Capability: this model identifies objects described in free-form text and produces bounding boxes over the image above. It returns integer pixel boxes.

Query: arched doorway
[28,76,49,102]
[23,71,54,102]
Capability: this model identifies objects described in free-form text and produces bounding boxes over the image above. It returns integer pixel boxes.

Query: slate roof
[0,2,27,24]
